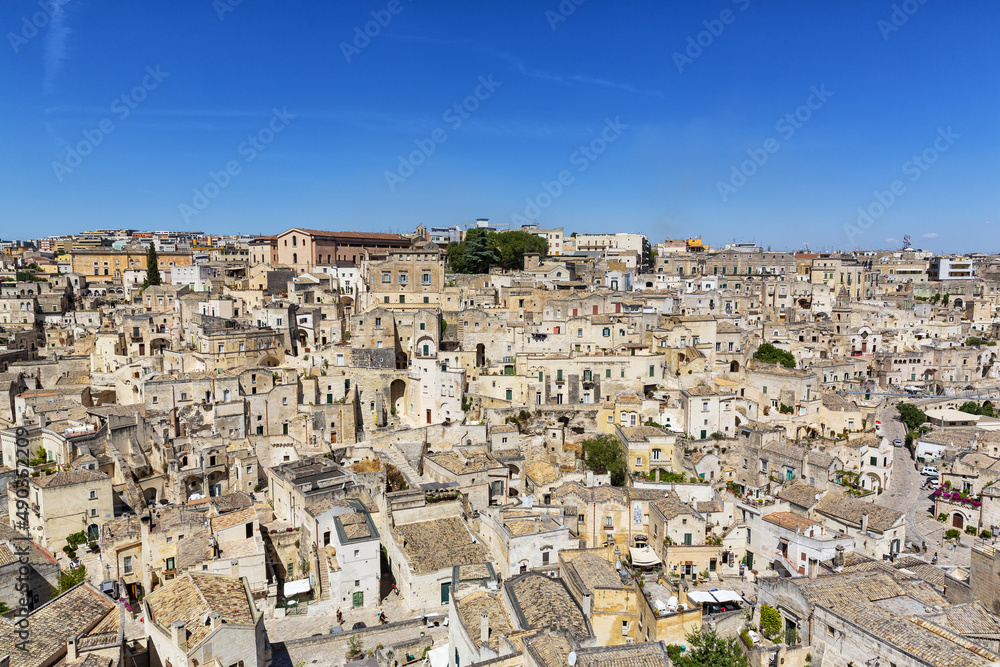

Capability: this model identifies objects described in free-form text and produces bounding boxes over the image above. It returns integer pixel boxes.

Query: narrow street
[874,405,971,567]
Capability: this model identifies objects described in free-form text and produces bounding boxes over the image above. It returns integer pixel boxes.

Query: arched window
[293,253,298,264]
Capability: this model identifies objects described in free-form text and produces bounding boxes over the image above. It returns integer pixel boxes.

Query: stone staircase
[317,550,331,601]
[381,444,423,488]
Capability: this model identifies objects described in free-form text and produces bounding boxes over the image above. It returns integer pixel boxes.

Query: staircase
[317,550,331,601]
[382,444,423,487]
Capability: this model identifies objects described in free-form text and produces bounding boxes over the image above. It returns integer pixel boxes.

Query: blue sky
[1,0,998,252]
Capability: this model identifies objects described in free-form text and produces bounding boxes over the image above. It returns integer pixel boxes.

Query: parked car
[921,466,939,476]
[893,439,903,447]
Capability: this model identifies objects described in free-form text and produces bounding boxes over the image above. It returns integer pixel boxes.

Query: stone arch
[257,354,280,367]
[730,360,740,373]
[951,512,965,529]
[416,336,436,358]
[390,379,406,416]
[476,343,486,367]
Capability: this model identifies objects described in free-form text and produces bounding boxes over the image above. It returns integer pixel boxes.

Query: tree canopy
[667,628,748,667]
[143,244,162,288]
[446,228,548,273]
[896,402,928,432]
[580,434,626,486]
[959,401,994,418]
[753,343,796,368]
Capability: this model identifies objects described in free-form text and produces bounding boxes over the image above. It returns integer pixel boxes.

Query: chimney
[67,637,77,662]
[480,611,489,645]
[860,513,869,534]
[808,559,818,579]
[534,517,541,533]
[209,612,221,631]
[171,621,185,648]
[230,559,239,579]
[834,545,845,568]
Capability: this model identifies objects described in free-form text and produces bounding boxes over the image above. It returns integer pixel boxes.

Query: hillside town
[3,223,1000,667]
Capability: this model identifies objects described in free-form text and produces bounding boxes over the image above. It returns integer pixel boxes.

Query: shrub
[966,525,978,535]
[945,529,961,540]
[760,604,782,640]
[938,513,948,522]
[982,530,994,539]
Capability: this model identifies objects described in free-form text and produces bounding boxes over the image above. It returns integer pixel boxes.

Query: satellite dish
[568,652,577,666]
[615,561,622,570]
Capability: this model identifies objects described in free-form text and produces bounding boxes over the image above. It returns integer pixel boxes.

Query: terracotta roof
[455,591,514,651]
[506,573,590,640]
[815,492,903,534]
[210,506,255,532]
[396,517,490,574]
[34,469,108,488]
[144,573,256,649]
[0,583,116,667]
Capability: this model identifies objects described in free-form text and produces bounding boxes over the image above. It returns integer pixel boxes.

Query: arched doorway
[87,524,99,542]
[730,360,740,373]
[476,344,485,367]
[952,513,964,529]
[389,379,406,416]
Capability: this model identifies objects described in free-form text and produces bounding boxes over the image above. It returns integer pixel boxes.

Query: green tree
[56,564,87,593]
[896,402,927,432]
[942,293,950,306]
[143,244,162,288]
[580,434,626,486]
[493,230,548,270]
[463,228,499,274]
[668,628,748,667]
[760,604,782,640]
[753,343,796,368]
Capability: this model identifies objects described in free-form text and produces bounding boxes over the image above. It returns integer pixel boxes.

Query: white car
[921,466,939,476]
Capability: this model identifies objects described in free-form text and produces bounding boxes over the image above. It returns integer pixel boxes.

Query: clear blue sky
[2,0,998,252]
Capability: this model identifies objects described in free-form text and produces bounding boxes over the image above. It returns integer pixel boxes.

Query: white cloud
[886,238,898,243]
[921,233,939,239]
[43,1,73,94]
[986,221,994,225]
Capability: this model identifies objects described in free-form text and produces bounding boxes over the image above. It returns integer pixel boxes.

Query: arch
[87,523,100,542]
[150,337,170,354]
[257,354,280,367]
[730,360,740,373]
[476,343,485,367]
[416,335,436,358]
[954,298,964,308]
[951,512,964,529]
[389,379,406,416]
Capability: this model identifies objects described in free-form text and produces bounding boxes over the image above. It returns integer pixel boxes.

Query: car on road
[893,439,903,447]
[922,477,938,489]
[921,466,939,476]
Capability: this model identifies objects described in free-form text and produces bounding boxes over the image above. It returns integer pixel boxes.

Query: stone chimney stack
[480,611,489,645]
[231,559,240,579]
[808,559,818,579]
[171,621,185,648]
[210,612,221,631]
[834,545,845,568]
[66,637,77,662]
[861,513,870,534]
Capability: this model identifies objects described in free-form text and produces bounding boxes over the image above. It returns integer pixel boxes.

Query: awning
[283,578,311,598]
[428,645,450,667]
[687,591,715,604]
[710,590,742,604]
[629,546,661,567]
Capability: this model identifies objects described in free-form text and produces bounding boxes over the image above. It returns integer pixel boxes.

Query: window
[421,273,431,285]
[542,551,550,565]
[89,490,97,500]
[381,272,391,283]
[123,556,133,574]
[166,557,175,570]
[90,508,98,517]
[605,516,613,527]
[398,273,408,285]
